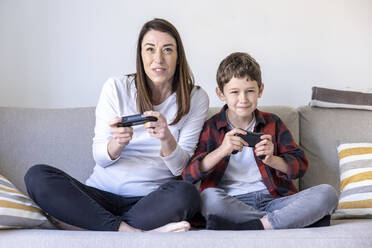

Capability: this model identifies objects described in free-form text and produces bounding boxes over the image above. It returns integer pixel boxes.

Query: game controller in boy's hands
[117,114,158,127]
[232,131,266,159]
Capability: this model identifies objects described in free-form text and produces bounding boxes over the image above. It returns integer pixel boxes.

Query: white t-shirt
[86,76,209,197]
[218,116,266,196]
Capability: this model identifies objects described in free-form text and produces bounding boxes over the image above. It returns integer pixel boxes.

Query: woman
[24,18,209,232]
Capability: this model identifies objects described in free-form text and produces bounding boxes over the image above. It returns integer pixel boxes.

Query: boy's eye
[230,91,238,94]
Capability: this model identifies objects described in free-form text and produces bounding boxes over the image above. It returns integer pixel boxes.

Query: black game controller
[117,114,158,127]
[232,131,265,159]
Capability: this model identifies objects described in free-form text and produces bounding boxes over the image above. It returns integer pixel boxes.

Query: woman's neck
[148,82,173,105]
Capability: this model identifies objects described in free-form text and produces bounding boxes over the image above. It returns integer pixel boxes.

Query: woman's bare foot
[150,221,191,233]
[118,221,190,233]
[118,221,142,232]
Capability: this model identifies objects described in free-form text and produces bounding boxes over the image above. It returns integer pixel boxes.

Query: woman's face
[141,30,178,88]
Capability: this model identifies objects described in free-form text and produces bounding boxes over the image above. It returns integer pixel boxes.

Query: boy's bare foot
[260,217,272,230]
[150,221,191,233]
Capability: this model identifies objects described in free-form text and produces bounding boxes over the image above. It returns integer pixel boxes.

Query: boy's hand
[217,128,248,156]
[255,134,274,165]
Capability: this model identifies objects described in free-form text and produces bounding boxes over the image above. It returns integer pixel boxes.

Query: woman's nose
[154,50,164,64]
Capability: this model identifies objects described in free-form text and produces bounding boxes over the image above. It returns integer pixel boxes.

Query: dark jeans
[24,164,200,231]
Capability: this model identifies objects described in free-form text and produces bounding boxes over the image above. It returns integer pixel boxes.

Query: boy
[182,52,338,230]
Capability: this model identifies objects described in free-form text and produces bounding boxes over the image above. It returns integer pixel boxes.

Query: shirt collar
[216,104,266,130]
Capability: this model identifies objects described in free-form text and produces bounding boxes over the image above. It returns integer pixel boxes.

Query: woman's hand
[143,111,171,140]
[107,117,133,160]
[143,111,177,157]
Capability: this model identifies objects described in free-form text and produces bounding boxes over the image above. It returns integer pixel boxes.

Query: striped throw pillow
[0,174,54,229]
[333,143,372,219]
[310,87,372,111]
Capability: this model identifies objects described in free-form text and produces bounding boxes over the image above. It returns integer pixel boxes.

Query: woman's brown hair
[129,18,195,125]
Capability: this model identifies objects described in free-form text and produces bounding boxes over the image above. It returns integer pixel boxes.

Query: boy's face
[216,77,264,120]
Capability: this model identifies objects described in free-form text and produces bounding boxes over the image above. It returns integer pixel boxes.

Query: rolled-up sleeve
[275,120,308,180]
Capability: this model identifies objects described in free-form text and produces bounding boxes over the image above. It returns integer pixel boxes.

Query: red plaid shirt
[182,105,308,198]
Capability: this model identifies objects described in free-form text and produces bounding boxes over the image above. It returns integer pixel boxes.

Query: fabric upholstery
[1,105,372,247]
[298,106,372,192]
[0,107,95,194]
[1,219,372,248]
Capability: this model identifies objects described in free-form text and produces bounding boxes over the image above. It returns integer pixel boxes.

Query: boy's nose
[239,93,248,102]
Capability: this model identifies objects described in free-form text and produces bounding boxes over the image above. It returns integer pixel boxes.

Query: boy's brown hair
[216,52,262,91]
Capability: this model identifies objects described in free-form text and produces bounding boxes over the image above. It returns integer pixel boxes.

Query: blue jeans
[201,184,338,229]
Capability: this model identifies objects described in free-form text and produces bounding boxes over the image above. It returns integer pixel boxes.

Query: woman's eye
[163,48,173,53]
[146,47,154,52]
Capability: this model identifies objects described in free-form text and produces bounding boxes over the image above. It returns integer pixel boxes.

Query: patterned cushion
[310,87,372,110]
[0,174,55,229]
[333,143,372,219]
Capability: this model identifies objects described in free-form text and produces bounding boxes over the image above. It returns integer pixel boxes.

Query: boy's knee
[315,184,339,211]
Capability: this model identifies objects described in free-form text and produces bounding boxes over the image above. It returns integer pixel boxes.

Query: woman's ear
[216,87,225,101]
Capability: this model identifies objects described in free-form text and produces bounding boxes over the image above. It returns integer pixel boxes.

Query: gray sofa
[1,105,372,248]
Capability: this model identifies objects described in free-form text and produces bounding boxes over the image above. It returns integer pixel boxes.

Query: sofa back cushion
[0,106,298,195]
[298,106,372,193]
[0,107,95,194]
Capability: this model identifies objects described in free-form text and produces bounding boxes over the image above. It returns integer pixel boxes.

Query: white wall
[1,0,371,108]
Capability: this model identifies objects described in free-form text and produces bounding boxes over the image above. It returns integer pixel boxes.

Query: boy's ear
[216,87,226,101]
[258,83,264,98]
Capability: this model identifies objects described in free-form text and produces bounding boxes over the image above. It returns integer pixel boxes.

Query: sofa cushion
[298,106,372,192]
[0,107,96,194]
[1,219,372,248]
[333,142,372,219]
[310,87,372,111]
[0,174,54,229]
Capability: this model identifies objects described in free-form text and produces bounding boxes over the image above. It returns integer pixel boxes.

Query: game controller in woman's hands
[232,131,266,159]
[117,114,158,127]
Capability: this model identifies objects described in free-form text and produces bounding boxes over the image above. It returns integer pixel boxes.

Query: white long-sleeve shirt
[85,76,209,197]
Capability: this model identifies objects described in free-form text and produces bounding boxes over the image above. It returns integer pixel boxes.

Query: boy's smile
[216,77,264,129]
